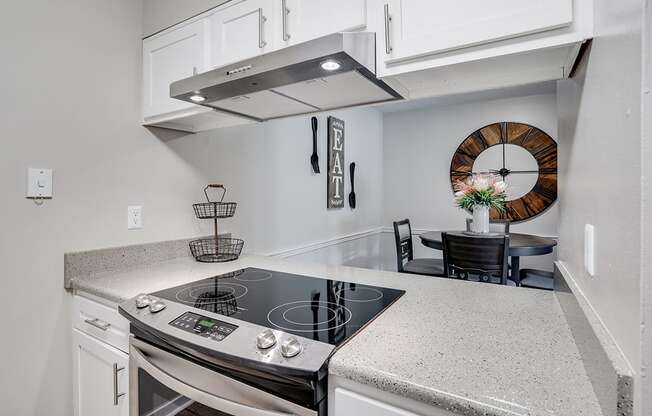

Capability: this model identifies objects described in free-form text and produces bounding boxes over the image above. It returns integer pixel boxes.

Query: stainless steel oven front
[129,336,317,416]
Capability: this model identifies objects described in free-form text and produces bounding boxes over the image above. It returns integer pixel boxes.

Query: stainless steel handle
[112,363,126,405]
[84,318,111,331]
[281,0,290,41]
[129,337,315,416]
[258,8,267,48]
[384,3,392,54]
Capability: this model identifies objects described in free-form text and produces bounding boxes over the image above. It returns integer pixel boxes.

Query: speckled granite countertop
[68,255,602,416]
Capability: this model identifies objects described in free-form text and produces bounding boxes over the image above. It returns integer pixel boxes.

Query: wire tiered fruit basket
[189,184,244,263]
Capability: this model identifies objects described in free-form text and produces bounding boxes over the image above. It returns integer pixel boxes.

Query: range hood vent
[170,33,403,121]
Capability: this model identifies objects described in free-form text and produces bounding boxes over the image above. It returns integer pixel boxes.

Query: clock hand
[490,168,510,178]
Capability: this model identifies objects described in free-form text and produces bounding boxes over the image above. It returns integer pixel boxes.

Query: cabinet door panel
[210,0,276,68]
[334,388,424,416]
[383,0,573,63]
[282,0,366,46]
[143,20,207,118]
[73,329,128,416]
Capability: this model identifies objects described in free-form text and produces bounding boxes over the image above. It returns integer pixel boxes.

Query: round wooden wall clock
[449,122,557,222]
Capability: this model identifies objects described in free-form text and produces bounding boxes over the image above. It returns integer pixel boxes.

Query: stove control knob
[256,329,277,350]
[135,294,152,309]
[280,337,302,358]
[149,299,167,313]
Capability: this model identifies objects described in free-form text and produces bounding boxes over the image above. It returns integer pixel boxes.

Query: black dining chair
[465,218,510,234]
[441,232,512,285]
[393,219,445,277]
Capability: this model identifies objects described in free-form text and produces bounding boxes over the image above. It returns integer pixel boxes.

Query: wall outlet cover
[128,205,143,230]
[26,168,53,198]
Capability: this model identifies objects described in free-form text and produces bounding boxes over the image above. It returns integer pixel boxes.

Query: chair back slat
[442,232,510,284]
[393,219,413,272]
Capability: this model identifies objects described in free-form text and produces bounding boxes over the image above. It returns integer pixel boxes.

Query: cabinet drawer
[73,295,129,353]
[334,388,423,415]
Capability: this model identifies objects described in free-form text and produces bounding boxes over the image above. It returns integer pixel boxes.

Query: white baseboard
[264,228,384,258]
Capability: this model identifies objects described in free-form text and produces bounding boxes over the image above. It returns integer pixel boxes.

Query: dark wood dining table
[419,231,557,284]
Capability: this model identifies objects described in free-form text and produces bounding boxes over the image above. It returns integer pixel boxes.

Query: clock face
[450,122,557,222]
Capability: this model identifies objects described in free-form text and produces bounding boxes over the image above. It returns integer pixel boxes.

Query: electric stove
[118,267,405,415]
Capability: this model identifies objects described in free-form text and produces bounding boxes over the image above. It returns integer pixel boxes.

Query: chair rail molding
[264,228,384,258]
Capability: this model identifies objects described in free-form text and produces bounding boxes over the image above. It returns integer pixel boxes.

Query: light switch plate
[128,205,143,230]
[26,168,53,198]
[584,224,595,277]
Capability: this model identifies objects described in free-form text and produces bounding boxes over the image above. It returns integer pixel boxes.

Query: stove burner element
[234,270,273,282]
[335,286,384,303]
[267,301,352,333]
[283,305,338,326]
[175,282,249,304]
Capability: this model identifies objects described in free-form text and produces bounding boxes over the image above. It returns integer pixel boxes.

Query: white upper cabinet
[209,0,277,68]
[142,19,208,119]
[280,0,367,47]
[380,0,573,65]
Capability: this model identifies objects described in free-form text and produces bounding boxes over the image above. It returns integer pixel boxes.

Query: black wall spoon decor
[349,162,356,209]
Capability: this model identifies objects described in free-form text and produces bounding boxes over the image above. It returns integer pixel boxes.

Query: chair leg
[511,257,521,286]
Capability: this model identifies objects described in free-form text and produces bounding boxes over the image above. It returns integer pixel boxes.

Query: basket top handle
[204,184,226,202]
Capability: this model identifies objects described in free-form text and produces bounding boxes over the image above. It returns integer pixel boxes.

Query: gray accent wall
[381,91,559,270]
[556,0,643,412]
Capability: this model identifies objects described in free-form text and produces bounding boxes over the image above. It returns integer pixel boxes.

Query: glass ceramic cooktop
[152,267,405,347]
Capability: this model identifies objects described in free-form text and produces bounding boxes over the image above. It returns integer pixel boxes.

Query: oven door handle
[130,337,315,416]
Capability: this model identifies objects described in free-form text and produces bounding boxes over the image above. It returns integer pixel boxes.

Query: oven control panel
[170,312,238,342]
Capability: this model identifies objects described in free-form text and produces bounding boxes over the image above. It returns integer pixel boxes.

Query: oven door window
[138,368,234,416]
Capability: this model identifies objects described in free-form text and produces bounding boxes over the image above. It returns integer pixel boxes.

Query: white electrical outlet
[26,168,53,198]
[584,224,595,277]
[128,206,143,230]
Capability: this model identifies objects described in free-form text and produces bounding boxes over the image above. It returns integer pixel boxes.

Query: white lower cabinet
[330,378,458,416]
[333,388,422,415]
[73,328,129,416]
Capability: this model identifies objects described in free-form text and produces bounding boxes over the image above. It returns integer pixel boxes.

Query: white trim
[380,226,558,239]
[555,261,634,375]
[265,228,383,258]
[263,227,559,260]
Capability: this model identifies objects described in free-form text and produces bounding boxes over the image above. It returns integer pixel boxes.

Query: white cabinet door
[73,329,129,416]
[209,0,277,68]
[280,0,366,47]
[380,0,573,64]
[143,19,208,119]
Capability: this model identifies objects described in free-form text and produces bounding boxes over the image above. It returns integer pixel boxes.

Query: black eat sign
[327,116,345,209]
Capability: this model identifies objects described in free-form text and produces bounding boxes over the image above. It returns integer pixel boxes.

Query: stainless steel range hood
[170,32,403,122]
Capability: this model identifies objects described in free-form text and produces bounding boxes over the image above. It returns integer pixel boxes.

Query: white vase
[472,205,490,233]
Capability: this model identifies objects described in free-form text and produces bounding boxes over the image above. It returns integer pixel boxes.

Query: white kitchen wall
[381,92,559,270]
[0,1,383,414]
[642,2,652,413]
[556,0,643,410]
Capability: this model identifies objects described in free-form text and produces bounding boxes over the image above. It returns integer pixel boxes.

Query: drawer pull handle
[113,363,126,405]
[84,318,111,331]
